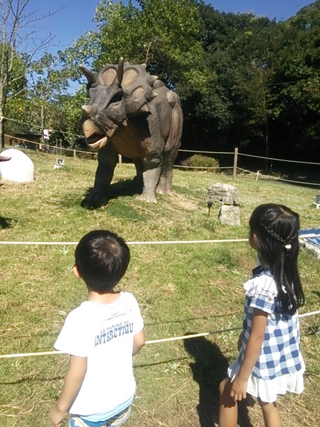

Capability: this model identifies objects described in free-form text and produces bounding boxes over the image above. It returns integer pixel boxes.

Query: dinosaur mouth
[87,136,108,151]
[83,117,118,151]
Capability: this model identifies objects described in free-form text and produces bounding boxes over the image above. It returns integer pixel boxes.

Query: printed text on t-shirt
[94,320,133,347]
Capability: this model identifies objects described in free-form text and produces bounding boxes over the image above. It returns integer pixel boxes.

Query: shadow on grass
[81,179,142,209]
[145,312,242,328]
[312,290,320,299]
[0,216,13,229]
[184,334,254,427]
[0,375,65,385]
[134,356,188,369]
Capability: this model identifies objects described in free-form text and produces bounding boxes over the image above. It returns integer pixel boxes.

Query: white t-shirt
[54,292,144,417]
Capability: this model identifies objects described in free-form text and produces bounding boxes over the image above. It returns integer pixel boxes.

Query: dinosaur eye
[111,88,123,103]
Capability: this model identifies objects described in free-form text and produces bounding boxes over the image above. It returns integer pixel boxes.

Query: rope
[178,149,234,155]
[4,121,320,167]
[238,152,320,166]
[1,235,318,246]
[272,177,320,187]
[0,239,249,246]
[1,311,319,359]
[237,167,320,187]
[5,133,92,156]
[4,137,320,187]
[3,118,85,140]
[174,165,231,170]
[299,310,320,318]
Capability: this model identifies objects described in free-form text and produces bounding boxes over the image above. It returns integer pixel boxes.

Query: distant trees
[4,0,320,166]
[269,1,320,159]
[0,0,64,147]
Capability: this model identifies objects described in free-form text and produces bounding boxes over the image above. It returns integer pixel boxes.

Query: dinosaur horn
[140,104,149,113]
[80,64,95,84]
[81,105,94,116]
[117,57,125,86]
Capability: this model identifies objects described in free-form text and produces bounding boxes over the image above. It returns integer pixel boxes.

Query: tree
[57,0,320,162]
[51,90,87,147]
[0,0,60,147]
[181,5,281,154]
[60,0,204,91]
[270,1,320,159]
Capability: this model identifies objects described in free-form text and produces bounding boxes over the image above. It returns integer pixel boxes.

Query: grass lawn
[0,149,320,427]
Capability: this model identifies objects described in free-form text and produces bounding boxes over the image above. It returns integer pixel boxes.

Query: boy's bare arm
[50,355,87,426]
[133,330,145,355]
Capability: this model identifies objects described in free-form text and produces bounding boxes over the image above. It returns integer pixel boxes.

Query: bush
[180,154,220,171]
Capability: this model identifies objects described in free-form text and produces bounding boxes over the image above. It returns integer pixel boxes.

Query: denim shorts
[69,406,131,427]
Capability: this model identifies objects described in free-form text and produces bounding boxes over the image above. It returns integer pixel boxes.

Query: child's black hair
[75,230,130,293]
[249,204,305,314]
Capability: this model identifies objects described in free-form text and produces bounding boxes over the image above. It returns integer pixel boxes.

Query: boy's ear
[73,264,81,279]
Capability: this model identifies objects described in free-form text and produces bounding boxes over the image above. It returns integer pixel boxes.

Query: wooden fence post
[233,147,238,181]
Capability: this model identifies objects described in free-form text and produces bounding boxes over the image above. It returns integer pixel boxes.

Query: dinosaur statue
[80,58,183,207]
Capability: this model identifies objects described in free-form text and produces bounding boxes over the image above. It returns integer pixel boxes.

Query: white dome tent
[0,149,34,183]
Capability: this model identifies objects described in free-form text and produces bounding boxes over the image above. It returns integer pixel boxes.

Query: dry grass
[0,149,320,426]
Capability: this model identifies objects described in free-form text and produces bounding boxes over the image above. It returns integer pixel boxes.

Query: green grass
[0,149,320,426]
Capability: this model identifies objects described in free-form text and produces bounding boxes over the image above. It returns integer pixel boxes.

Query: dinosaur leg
[82,143,118,208]
[157,99,182,195]
[133,159,144,189]
[157,138,181,195]
[157,150,173,195]
[136,107,164,202]
[136,166,161,202]
[136,147,163,203]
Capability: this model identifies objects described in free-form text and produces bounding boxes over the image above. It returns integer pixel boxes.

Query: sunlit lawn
[0,149,320,426]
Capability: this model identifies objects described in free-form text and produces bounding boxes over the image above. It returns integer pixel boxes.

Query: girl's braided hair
[261,224,298,250]
[249,204,305,314]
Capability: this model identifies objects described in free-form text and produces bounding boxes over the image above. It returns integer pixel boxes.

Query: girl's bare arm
[231,308,268,401]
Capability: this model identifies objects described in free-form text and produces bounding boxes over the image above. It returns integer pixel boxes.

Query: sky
[26,0,315,56]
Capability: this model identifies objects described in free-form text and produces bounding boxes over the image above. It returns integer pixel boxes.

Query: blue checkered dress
[229,267,304,381]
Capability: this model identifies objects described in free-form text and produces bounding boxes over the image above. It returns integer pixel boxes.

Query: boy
[50,230,145,427]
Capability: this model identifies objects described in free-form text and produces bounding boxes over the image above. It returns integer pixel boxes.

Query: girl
[219,204,305,427]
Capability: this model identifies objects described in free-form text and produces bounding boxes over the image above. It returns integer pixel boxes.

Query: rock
[206,183,239,206]
[206,183,240,225]
[0,149,34,183]
[219,205,241,226]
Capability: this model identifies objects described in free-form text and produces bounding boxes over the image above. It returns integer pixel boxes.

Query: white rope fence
[238,152,320,166]
[237,167,320,187]
[0,238,247,359]
[1,311,320,359]
[2,113,320,167]
[0,238,249,246]
[4,129,320,187]
[1,236,318,360]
